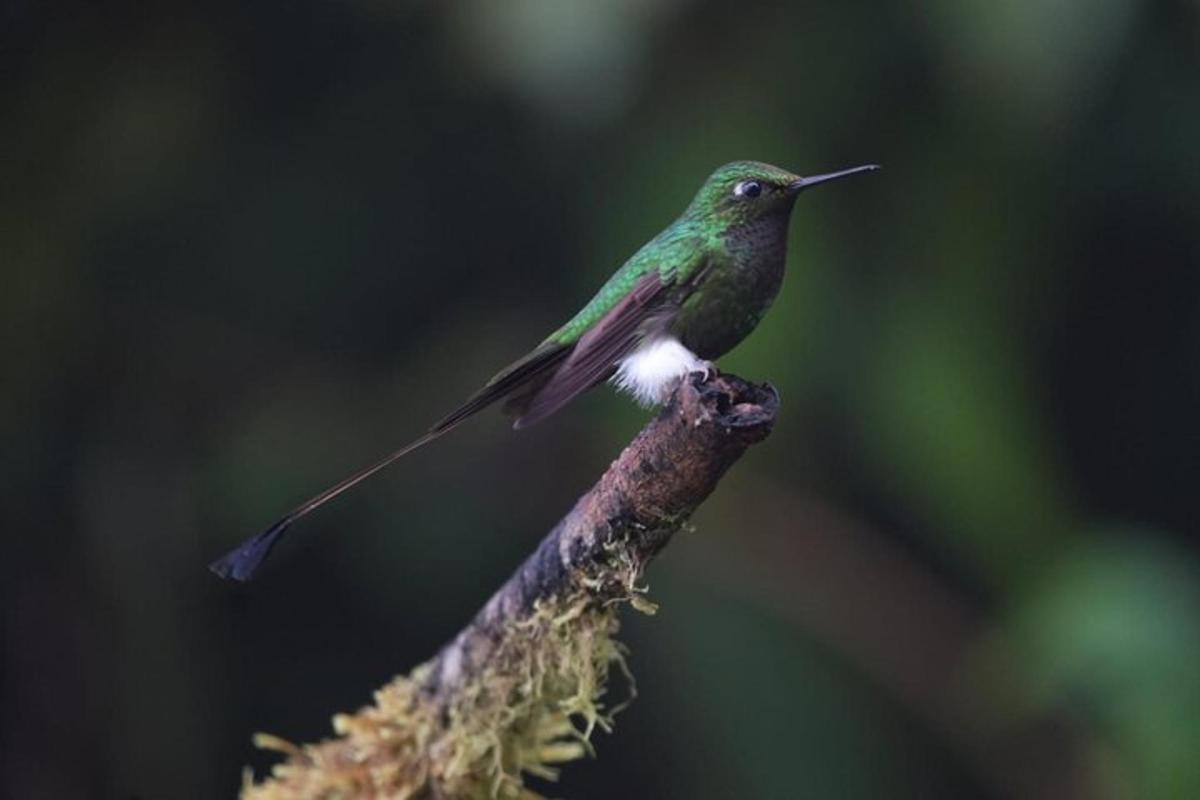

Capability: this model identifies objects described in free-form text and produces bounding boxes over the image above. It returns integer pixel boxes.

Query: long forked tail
[208,343,571,582]
[207,429,445,581]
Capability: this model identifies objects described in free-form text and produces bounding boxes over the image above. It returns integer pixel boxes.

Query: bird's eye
[733,180,763,198]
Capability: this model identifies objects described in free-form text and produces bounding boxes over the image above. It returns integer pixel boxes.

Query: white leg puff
[612,337,709,406]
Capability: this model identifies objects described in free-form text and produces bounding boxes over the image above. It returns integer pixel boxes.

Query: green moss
[242,556,650,800]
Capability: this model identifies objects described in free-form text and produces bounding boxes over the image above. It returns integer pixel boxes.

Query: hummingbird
[209,160,878,581]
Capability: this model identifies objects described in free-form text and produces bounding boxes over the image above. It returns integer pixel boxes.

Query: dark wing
[512,271,671,428]
[432,342,571,432]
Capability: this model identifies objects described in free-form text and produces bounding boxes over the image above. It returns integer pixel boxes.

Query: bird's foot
[694,360,718,383]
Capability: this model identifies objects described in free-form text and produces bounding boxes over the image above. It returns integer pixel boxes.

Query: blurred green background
[4,1,1199,798]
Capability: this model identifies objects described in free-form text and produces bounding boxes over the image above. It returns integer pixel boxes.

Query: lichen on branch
[241,373,779,799]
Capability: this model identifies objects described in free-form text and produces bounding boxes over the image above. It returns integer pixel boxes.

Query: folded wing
[511,272,672,428]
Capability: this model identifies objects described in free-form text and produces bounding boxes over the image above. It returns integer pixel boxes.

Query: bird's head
[687,160,878,227]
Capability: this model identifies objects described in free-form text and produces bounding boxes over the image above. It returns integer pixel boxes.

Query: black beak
[789,164,879,194]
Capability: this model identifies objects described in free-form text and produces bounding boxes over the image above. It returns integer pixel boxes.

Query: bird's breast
[671,217,789,359]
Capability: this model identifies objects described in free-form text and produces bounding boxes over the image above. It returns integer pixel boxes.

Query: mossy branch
[241,373,779,799]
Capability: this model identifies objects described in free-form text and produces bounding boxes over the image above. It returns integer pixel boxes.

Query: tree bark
[242,373,778,800]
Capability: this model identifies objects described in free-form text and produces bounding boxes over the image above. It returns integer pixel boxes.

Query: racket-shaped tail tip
[208,519,290,582]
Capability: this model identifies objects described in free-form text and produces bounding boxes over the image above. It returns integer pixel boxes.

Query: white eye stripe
[733,180,762,198]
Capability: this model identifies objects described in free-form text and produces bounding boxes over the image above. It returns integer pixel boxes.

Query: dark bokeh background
[4,1,1199,798]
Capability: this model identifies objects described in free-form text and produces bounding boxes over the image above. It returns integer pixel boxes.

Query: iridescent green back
[544,221,710,345]
[544,160,800,347]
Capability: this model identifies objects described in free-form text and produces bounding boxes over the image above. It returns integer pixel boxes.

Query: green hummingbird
[210,160,878,581]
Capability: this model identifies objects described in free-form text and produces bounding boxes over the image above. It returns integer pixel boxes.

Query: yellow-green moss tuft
[241,573,647,800]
